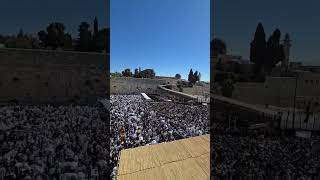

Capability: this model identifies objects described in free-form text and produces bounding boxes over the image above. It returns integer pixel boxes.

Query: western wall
[0,48,109,105]
[110,77,169,94]
[232,72,320,109]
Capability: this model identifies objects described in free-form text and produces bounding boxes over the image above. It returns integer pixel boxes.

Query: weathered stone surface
[0,48,109,105]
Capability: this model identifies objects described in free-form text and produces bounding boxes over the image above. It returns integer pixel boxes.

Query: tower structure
[281,33,292,75]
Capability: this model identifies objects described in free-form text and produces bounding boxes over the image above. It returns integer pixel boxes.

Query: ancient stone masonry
[0,48,109,105]
[110,77,167,95]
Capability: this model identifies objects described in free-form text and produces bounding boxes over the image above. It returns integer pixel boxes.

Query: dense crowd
[110,95,209,178]
[211,107,320,179]
[0,103,109,180]
[211,134,320,179]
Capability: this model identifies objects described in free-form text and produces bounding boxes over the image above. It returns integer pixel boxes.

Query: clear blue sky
[111,0,210,81]
[212,0,320,65]
[0,0,109,37]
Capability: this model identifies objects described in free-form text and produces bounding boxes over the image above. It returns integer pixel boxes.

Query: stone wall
[0,48,109,105]
[157,85,198,102]
[110,77,168,94]
[232,82,268,105]
[232,72,320,109]
[182,84,210,97]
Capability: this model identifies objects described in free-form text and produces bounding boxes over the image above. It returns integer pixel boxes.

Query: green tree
[194,71,198,81]
[250,23,266,74]
[122,68,133,77]
[141,69,155,78]
[77,22,92,52]
[265,29,284,73]
[111,72,122,77]
[92,28,109,52]
[188,69,194,83]
[211,38,227,56]
[175,74,181,79]
[93,17,98,36]
[46,22,66,49]
[38,23,73,50]
[37,30,48,47]
[134,68,141,78]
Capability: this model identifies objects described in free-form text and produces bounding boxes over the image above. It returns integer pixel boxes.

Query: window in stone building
[306,80,308,84]
[310,80,314,84]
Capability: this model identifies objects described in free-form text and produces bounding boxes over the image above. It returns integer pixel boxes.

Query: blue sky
[0,0,109,37]
[212,0,320,65]
[111,0,210,81]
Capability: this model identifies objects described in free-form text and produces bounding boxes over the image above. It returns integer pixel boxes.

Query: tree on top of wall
[37,22,69,50]
[76,22,92,52]
[265,28,284,73]
[134,68,140,78]
[122,68,133,77]
[92,28,109,53]
[250,23,266,74]
[141,69,155,78]
[188,69,194,83]
[211,38,227,57]
[175,74,181,79]
[93,17,99,37]
[132,68,155,78]
[188,69,201,85]
[47,22,66,49]
[91,17,109,53]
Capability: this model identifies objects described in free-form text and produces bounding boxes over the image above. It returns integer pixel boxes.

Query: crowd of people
[110,95,209,178]
[211,134,320,179]
[211,109,320,180]
[0,103,109,180]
